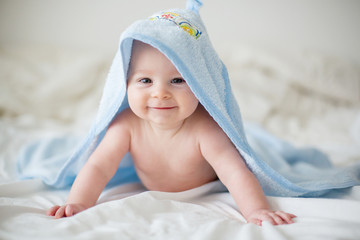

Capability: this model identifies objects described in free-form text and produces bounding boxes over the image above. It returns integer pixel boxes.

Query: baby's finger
[65,205,75,217]
[261,214,276,225]
[269,212,285,225]
[54,206,66,219]
[248,218,262,226]
[276,211,296,224]
[46,205,60,216]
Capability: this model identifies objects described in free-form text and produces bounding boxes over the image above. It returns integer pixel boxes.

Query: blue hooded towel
[17,1,360,197]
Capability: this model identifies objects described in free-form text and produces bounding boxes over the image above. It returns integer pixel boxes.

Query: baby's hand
[246,209,296,226]
[47,204,87,219]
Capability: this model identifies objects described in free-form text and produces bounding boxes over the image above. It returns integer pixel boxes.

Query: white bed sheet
[1,180,360,240]
[1,44,359,239]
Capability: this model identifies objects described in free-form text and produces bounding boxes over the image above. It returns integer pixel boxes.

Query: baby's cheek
[127,88,140,105]
[127,93,139,111]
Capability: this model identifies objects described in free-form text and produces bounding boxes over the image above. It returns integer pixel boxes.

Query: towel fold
[17,1,360,196]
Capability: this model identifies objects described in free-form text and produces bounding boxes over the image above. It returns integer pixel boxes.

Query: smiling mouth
[149,107,176,110]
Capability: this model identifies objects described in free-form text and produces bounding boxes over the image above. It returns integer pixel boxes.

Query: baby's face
[127,41,199,127]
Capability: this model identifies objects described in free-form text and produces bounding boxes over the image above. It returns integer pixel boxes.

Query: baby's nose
[151,84,171,99]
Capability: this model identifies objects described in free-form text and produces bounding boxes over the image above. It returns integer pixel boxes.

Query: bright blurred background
[0,0,359,173]
[1,0,359,62]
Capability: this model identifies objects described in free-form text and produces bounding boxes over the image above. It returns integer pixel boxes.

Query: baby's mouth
[149,106,176,110]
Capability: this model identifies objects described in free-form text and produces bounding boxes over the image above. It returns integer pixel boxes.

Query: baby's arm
[199,122,296,226]
[47,115,131,218]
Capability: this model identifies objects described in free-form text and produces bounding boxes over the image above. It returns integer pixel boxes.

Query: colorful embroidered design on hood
[150,12,202,39]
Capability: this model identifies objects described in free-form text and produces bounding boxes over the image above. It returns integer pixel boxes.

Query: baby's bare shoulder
[108,108,139,134]
[192,106,222,132]
[191,106,232,148]
[111,108,137,124]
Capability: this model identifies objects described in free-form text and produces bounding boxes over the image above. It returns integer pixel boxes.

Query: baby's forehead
[130,40,159,65]
[128,40,155,73]
[131,40,157,55]
[127,40,182,78]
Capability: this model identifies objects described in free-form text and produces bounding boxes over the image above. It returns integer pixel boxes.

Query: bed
[1,0,360,239]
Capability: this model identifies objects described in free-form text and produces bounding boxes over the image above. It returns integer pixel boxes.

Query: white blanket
[1,180,360,239]
[1,44,359,239]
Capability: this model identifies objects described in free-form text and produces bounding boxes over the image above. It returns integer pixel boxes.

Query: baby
[47,40,296,226]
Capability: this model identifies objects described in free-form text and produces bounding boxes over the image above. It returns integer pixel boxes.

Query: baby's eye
[139,78,152,84]
[171,78,186,84]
